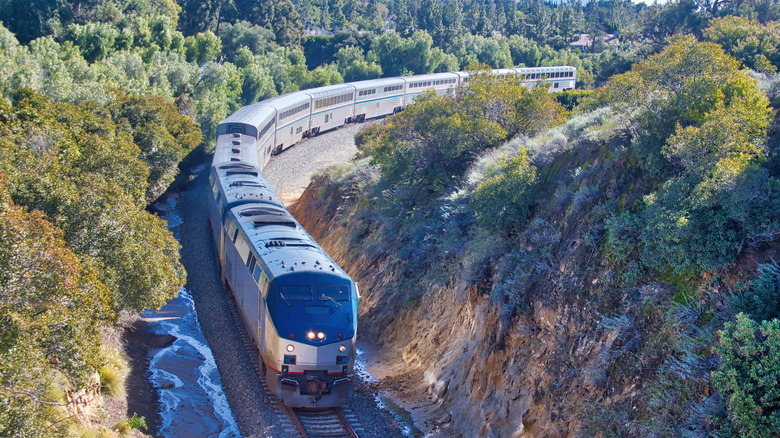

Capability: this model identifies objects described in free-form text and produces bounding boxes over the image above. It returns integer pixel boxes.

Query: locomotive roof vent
[230,157,240,161]
[232,140,240,145]
[225,170,258,177]
[240,206,284,216]
[232,148,240,153]
[220,163,254,170]
[230,181,265,188]
[254,218,296,228]
[232,133,240,137]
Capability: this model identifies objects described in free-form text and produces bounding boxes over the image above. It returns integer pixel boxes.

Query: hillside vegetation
[293,37,780,436]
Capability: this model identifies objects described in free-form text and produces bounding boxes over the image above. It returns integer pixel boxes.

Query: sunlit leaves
[0,176,112,436]
[367,71,566,208]
[605,36,778,275]
[0,90,186,314]
[705,16,780,73]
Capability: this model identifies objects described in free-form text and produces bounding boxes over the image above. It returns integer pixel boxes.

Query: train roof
[515,66,576,73]
[350,77,406,89]
[305,83,356,99]
[218,104,275,131]
[493,68,517,76]
[212,162,283,209]
[402,72,459,83]
[213,132,260,167]
[229,202,349,280]
[260,91,311,110]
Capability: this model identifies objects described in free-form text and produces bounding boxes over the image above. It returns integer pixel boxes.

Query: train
[208,65,576,408]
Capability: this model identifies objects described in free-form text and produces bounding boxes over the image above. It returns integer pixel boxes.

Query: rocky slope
[288,125,779,437]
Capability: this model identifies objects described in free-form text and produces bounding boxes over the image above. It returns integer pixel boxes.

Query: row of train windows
[358,84,404,97]
[410,78,456,88]
[315,93,353,109]
[279,102,310,121]
[259,118,274,139]
[520,71,574,80]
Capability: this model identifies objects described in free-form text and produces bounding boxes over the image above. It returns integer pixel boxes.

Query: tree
[705,16,780,72]
[713,314,780,438]
[605,36,777,275]
[218,21,277,60]
[0,174,112,436]
[394,0,415,35]
[417,0,444,45]
[184,30,222,64]
[66,22,119,63]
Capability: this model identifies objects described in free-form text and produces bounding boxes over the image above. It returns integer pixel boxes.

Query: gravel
[177,119,406,437]
[263,122,378,203]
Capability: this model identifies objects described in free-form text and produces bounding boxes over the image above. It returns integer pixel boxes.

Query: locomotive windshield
[278,285,312,300]
[318,285,350,302]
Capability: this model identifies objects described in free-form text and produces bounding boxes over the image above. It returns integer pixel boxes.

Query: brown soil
[358,339,460,437]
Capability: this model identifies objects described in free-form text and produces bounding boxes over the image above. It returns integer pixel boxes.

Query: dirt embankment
[289,176,623,437]
[290,166,668,437]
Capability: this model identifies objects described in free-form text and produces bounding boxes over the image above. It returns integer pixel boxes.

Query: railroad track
[288,407,359,438]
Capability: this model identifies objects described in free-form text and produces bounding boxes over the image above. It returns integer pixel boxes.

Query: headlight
[307,331,316,340]
[286,344,295,352]
[339,345,346,352]
[317,331,326,340]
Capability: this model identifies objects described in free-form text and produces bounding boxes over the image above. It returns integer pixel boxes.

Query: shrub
[470,148,538,233]
[98,364,124,397]
[114,413,146,436]
[712,314,780,438]
[735,260,780,322]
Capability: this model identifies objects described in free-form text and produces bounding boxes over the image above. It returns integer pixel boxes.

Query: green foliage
[555,89,595,111]
[184,30,222,64]
[218,21,276,61]
[0,174,111,436]
[735,260,780,322]
[470,149,538,233]
[368,31,456,76]
[713,314,780,438]
[705,16,780,73]
[0,90,186,314]
[366,71,567,208]
[108,90,203,200]
[605,36,778,276]
[114,413,146,436]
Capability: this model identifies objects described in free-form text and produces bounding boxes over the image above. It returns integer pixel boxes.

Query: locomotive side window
[318,285,350,302]
[279,285,312,300]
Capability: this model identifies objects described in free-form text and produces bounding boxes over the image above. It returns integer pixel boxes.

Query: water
[142,194,241,438]
[354,348,425,438]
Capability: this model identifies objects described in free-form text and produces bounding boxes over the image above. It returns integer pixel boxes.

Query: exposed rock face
[289,176,622,437]
[66,373,105,427]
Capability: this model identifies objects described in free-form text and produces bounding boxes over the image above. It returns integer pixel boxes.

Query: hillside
[290,38,780,437]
